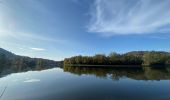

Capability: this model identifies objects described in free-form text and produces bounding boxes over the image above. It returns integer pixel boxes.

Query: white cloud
[0,30,66,44]
[24,79,40,83]
[30,47,45,51]
[88,0,170,35]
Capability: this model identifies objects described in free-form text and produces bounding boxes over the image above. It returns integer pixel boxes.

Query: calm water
[0,66,170,100]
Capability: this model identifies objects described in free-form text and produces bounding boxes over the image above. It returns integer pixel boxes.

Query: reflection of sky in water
[23,79,40,83]
[0,68,63,85]
[0,68,170,100]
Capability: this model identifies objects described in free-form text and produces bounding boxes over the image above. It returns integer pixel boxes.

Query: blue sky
[0,0,170,60]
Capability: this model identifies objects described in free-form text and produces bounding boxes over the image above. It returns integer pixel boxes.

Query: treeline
[64,51,170,66]
[0,54,59,77]
[0,53,58,69]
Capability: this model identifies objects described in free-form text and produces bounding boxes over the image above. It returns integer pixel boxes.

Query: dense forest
[0,48,59,69]
[64,51,170,66]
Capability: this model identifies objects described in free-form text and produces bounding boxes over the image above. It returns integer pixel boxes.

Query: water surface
[0,66,170,100]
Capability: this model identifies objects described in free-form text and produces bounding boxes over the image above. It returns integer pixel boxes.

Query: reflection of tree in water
[0,64,56,78]
[64,66,170,81]
[142,67,170,80]
[111,68,144,81]
[64,66,111,78]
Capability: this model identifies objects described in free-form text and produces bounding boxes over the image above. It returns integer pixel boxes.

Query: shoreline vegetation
[0,48,59,68]
[64,51,170,67]
[1,48,170,68]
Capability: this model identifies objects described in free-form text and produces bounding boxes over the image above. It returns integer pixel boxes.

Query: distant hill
[0,48,61,68]
[125,51,169,56]
[0,48,64,77]
[0,48,15,58]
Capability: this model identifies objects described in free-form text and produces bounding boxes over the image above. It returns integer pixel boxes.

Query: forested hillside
[0,48,59,68]
[64,51,170,66]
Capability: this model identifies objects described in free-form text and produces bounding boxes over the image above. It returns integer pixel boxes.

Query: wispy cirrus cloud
[88,0,170,36]
[30,47,45,51]
[24,79,40,83]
